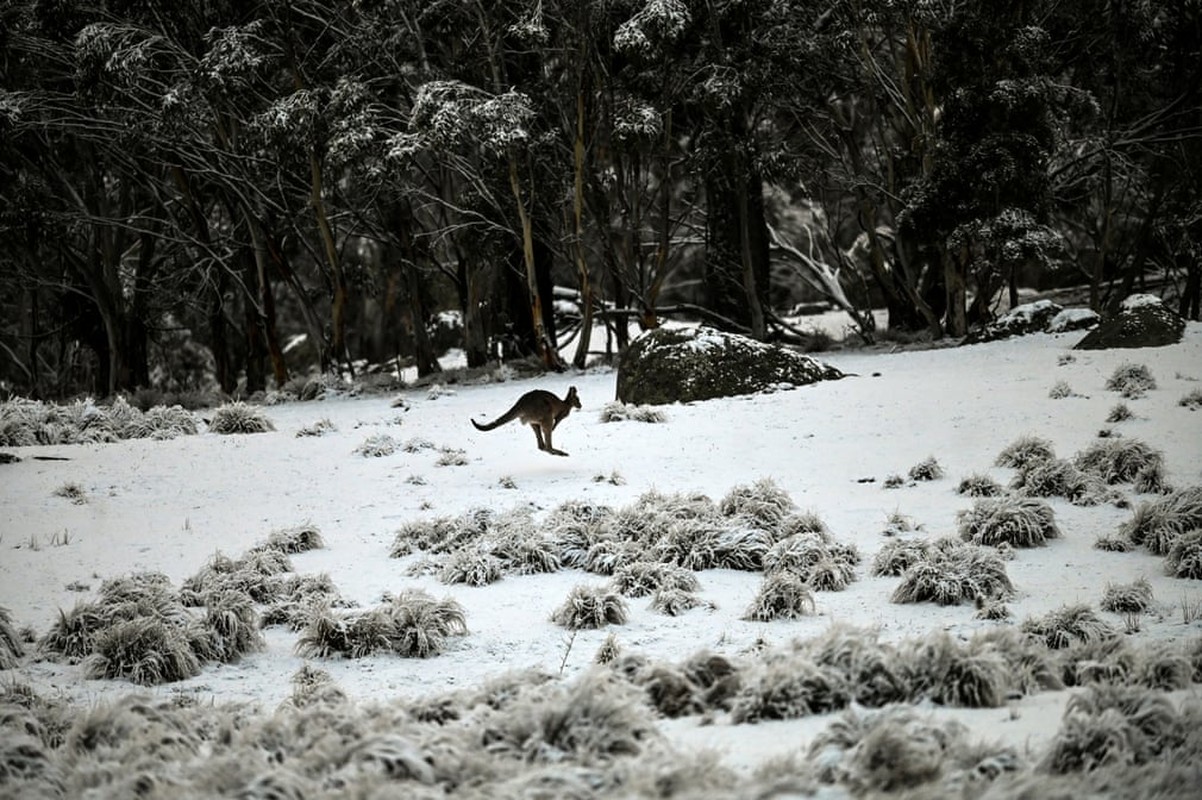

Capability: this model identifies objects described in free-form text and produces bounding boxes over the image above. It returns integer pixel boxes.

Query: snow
[1048,307,1099,333]
[1122,293,1165,311]
[2,319,1202,775]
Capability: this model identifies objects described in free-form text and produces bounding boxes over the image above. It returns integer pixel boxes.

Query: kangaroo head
[566,386,581,409]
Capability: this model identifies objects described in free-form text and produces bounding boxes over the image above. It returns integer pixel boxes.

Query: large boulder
[1074,294,1185,350]
[616,327,844,406]
[962,300,1099,345]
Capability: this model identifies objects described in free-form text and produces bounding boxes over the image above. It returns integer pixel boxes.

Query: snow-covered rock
[616,327,844,405]
[1075,293,1185,350]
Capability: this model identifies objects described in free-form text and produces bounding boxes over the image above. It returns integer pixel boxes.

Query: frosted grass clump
[891,539,1012,605]
[742,571,816,621]
[208,402,275,434]
[438,547,504,586]
[907,456,945,481]
[259,523,324,554]
[295,589,467,659]
[1021,604,1116,649]
[1011,458,1119,506]
[354,433,399,457]
[0,606,25,669]
[610,561,700,598]
[763,533,857,591]
[871,539,931,577]
[1106,403,1134,422]
[295,418,336,437]
[1074,437,1165,488]
[1179,389,1202,410]
[957,473,1003,497]
[1105,362,1156,398]
[1048,380,1074,399]
[957,496,1060,547]
[551,585,628,629]
[1121,486,1202,555]
[730,653,848,722]
[598,401,667,423]
[719,477,796,529]
[995,435,1056,470]
[1100,578,1154,614]
[1165,529,1202,579]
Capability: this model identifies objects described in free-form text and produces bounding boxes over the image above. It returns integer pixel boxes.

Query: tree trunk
[571,88,594,369]
[703,152,770,338]
[507,152,563,370]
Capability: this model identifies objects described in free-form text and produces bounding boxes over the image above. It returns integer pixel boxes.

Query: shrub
[198,590,263,662]
[1061,636,1138,686]
[208,402,275,434]
[551,586,628,629]
[1106,403,1134,423]
[907,457,945,481]
[742,571,816,621]
[871,539,930,577]
[296,590,467,659]
[490,529,562,575]
[957,497,1060,547]
[802,625,911,708]
[295,418,336,437]
[1133,645,1193,691]
[1022,604,1116,649]
[85,617,201,685]
[1165,529,1202,579]
[650,589,707,616]
[260,523,324,554]
[52,482,87,504]
[995,435,1056,470]
[779,538,857,591]
[1039,685,1178,773]
[818,707,959,794]
[1093,533,1134,552]
[485,668,656,763]
[1122,487,1202,555]
[391,510,491,556]
[598,401,667,423]
[0,606,24,669]
[730,655,849,722]
[1180,389,1202,410]
[1048,380,1073,399]
[354,434,399,457]
[1101,578,1154,614]
[438,547,504,586]
[1074,438,1165,486]
[610,561,700,598]
[1011,458,1117,506]
[891,539,1013,605]
[1105,362,1156,398]
[957,473,1003,497]
[719,478,796,529]
[900,632,1009,708]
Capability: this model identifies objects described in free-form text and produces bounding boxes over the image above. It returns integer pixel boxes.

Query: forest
[1,0,1199,400]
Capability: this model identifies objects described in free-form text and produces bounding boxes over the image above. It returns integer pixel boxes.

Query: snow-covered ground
[1,317,1201,791]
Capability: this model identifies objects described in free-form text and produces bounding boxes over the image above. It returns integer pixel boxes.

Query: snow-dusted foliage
[742,571,816,621]
[891,538,1013,605]
[551,585,628,629]
[995,435,1056,470]
[295,589,467,659]
[957,496,1060,547]
[1105,362,1157,398]
[1121,486,1202,556]
[1021,604,1117,649]
[208,402,275,434]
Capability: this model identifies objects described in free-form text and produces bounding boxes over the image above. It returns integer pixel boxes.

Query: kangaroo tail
[471,403,520,431]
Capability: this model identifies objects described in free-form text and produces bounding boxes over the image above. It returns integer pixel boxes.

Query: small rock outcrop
[616,327,844,406]
[1074,294,1185,350]
[962,300,1099,345]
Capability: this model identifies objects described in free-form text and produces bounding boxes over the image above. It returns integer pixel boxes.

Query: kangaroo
[471,386,581,457]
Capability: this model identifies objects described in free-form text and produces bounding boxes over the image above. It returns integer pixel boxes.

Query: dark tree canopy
[1,0,1198,399]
